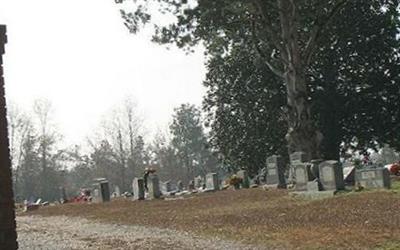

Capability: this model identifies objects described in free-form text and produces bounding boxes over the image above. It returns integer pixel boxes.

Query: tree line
[8,99,217,202]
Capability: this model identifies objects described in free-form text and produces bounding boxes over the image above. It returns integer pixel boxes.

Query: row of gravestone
[260,152,391,192]
[91,152,391,203]
[92,172,222,203]
[132,172,222,201]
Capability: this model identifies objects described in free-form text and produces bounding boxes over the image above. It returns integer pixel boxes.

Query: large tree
[116,0,362,160]
[311,1,400,158]
[203,43,287,175]
[203,0,400,169]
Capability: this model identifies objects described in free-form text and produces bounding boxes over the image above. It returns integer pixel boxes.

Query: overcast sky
[0,0,206,146]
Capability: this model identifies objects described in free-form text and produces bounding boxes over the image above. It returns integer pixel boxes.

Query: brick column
[0,24,18,250]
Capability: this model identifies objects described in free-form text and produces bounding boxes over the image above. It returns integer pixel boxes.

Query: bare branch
[304,0,350,65]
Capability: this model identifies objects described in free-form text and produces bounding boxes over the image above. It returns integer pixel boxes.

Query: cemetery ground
[19,180,400,250]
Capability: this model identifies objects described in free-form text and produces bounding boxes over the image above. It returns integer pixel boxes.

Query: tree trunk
[276,0,323,161]
[284,63,323,161]
[0,25,18,250]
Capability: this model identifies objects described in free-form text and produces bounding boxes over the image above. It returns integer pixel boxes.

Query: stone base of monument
[289,190,336,200]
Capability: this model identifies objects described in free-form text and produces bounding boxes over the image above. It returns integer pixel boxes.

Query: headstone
[266,155,286,188]
[319,161,344,191]
[309,159,323,180]
[114,185,121,197]
[177,180,184,191]
[148,174,161,199]
[60,186,68,203]
[257,167,267,184]
[92,188,101,203]
[290,151,308,164]
[92,178,110,202]
[343,163,356,185]
[307,180,320,192]
[237,170,250,188]
[194,176,202,189]
[355,168,391,189]
[132,178,145,200]
[289,152,308,183]
[294,163,309,191]
[205,173,219,191]
[164,181,172,192]
[99,180,111,202]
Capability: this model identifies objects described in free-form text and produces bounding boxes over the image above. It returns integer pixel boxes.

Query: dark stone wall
[0,24,18,250]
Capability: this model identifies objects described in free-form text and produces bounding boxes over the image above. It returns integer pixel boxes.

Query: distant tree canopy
[117,0,400,174]
[170,104,217,181]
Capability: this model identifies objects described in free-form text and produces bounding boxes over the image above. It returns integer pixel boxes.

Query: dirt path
[17,216,266,250]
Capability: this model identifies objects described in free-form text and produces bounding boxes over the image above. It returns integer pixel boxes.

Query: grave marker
[99,180,111,202]
[237,170,250,188]
[164,181,172,192]
[318,161,344,191]
[289,151,308,183]
[343,163,356,185]
[132,178,145,200]
[60,186,68,203]
[148,174,161,199]
[355,168,391,189]
[114,185,121,197]
[294,164,309,191]
[205,173,219,191]
[290,151,308,164]
[266,155,286,188]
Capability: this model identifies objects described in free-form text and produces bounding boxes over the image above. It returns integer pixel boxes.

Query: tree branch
[251,19,284,78]
[304,0,349,65]
[252,0,288,63]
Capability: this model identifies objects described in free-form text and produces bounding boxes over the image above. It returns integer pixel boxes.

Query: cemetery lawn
[29,187,400,250]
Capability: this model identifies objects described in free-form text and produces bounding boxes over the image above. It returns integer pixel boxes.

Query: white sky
[0,0,206,146]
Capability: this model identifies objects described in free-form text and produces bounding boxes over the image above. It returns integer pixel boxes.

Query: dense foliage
[203,1,400,173]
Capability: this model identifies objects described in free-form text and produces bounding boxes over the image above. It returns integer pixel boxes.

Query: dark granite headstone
[99,181,111,202]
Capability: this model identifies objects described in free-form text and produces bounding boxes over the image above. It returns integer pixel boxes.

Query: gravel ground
[17,216,266,250]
